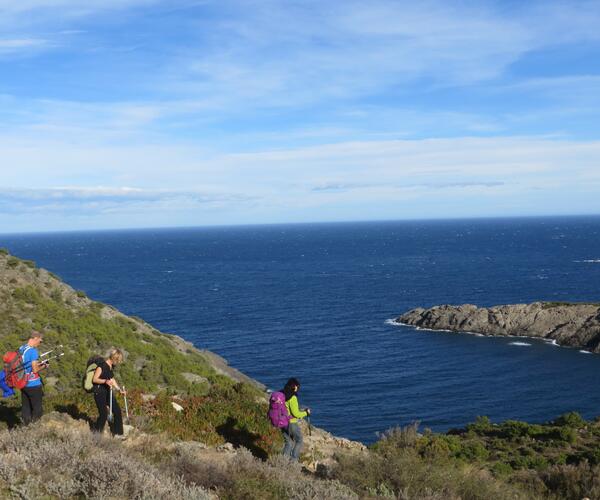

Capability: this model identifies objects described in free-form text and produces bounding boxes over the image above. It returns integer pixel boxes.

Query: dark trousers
[21,385,43,425]
[93,387,123,435]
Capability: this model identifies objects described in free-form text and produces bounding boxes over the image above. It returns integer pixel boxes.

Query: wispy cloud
[0,37,49,55]
[0,187,257,215]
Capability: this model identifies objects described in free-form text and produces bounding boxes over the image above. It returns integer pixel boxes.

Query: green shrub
[372,422,419,454]
[49,288,63,302]
[12,286,43,304]
[6,256,19,268]
[467,415,493,434]
[0,248,9,255]
[454,440,490,462]
[416,434,460,461]
[557,426,578,444]
[511,449,549,470]
[491,461,514,477]
[553,412,586,429]
[76,290,87,298]
[497,420,533,440]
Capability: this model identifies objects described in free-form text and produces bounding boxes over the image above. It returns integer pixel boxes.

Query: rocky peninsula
[396,302,600,352]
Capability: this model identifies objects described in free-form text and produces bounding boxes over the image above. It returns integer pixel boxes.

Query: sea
[2,216,600,443]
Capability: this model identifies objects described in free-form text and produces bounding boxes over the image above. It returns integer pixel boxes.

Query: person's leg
[110,395,124,436]
[289,422,304,460]
[30,386,43,422]
[281,427,293,456]
[94,389,108,432]
[21,388,33,425]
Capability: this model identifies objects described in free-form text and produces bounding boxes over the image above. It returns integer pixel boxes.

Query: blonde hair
[108,348,124,365]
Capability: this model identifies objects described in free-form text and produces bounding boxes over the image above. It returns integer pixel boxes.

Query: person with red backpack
[282,377,311,461]
[19,330,49,425]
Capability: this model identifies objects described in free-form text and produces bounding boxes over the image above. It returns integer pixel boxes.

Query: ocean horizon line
[2,212,600,238]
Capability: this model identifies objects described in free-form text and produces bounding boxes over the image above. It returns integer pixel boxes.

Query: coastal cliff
[397,302,600,352]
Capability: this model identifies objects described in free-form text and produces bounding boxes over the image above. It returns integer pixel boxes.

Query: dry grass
[0,416,211,499]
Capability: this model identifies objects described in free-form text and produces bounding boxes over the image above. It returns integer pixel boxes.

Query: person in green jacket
[282,377,311,460]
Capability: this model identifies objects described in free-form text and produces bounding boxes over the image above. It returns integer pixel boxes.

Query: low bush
[553,412,586,429]
[0,419,211,499]
[6,257,20,268]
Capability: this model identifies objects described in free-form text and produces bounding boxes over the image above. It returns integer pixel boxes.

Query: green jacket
[285,395,307,424]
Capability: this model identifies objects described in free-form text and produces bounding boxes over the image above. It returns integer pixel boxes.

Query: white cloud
[0,38,50,55]
[0,187,256,215]
[162,0,600,110]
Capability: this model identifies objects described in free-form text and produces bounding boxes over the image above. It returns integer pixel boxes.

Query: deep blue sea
[2,216,600,443]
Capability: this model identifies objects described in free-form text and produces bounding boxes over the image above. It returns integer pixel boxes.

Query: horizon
[1,1,600,233]
[1,212,599,238]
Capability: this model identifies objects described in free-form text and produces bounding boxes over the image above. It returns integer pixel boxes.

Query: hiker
[20,330,48,425]
[282,377,311,460]
[91,348,126,437]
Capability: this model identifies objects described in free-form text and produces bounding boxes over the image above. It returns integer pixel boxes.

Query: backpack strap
[19,345,38,381]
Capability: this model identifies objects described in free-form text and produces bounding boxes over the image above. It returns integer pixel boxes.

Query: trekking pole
[40,352,65,366]
[40,345,64,359]
[123,385,130,424]
[14,351,64,375]
[307,415,312,436]
[108,387,114,424]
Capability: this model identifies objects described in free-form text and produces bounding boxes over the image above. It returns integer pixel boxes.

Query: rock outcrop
[396,302,600,352]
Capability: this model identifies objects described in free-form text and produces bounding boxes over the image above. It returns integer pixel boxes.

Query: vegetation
[541,301,600,309]
[329,414,600,499]
[0,416,211,499]
[0,414,354,500]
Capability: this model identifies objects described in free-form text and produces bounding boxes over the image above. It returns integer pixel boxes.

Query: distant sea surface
[3,216,600,443]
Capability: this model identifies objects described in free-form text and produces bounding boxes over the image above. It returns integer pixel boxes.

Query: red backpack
[3,346,32,390]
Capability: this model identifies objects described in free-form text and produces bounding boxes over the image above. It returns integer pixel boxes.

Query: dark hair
[283,378,300,401]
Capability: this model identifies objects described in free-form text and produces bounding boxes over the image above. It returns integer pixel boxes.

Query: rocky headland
[397,302,600,352]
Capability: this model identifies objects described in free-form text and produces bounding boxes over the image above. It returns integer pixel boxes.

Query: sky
[1,0,600,233]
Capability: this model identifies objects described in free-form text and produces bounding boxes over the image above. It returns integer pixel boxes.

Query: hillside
[0,248,259,394]
[3,249,600,499]
[397,302,600,352]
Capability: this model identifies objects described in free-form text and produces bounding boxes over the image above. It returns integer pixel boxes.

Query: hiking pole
[307,415,312,436]
[40,345,64,359]
[123,385,130,424]
[13,352,64,375]
[108,387,114,424]
[40,353,65,365]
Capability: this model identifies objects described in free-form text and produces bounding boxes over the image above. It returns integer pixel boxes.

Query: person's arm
[31,360,47,373]
[288,396,308,419]
[29,351,46,374]
[92,366,112,386]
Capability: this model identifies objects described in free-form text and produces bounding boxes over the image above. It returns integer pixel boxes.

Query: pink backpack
[267,391,291,428]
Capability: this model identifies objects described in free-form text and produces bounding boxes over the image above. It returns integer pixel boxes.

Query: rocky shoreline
[396,302,600,352]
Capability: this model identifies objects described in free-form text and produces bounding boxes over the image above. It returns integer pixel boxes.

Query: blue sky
[1,0,600,233]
